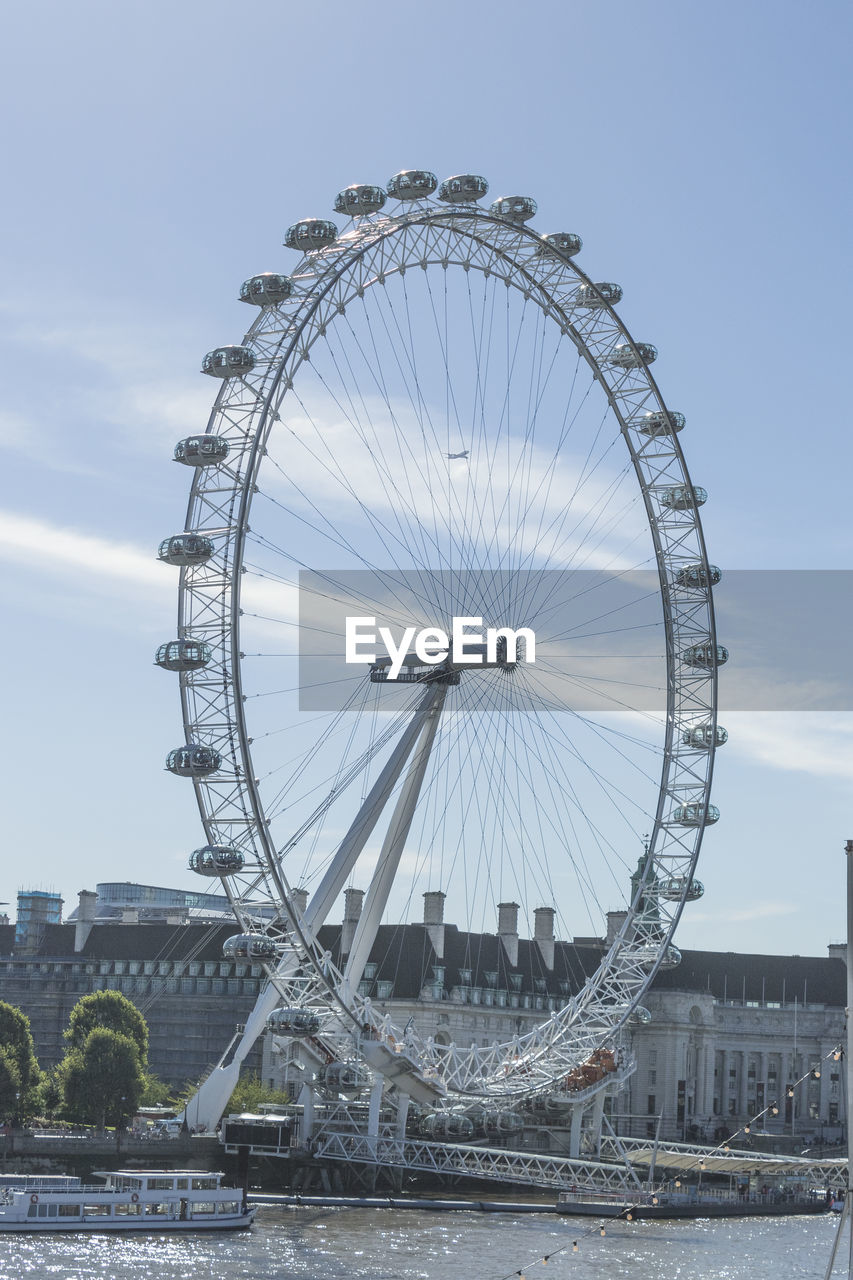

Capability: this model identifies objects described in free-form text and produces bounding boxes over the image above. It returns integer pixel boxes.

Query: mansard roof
[1,919,843,1006]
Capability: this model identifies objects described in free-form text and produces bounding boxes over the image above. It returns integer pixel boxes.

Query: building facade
[2,884,846,1146]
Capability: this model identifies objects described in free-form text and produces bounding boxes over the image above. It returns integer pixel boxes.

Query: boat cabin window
[192,1201,216,1214]
[115,1203,142,1216]
[84,1204,111,1216]
[217,1200,240,1214]
[191,1176,218,1190]
[145,1202,169,1216]
[58,1204,81,1217]
[175,1177,189,1189]
[147,1177,176,1190]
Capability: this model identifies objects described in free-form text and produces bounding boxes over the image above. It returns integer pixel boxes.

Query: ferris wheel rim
[168,185,720,1100]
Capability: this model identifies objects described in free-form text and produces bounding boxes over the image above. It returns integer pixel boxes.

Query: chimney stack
[498,901,519,967]
[534,906,555,970]
[74,890,98,953]
[290,887,309,918]
[341,888,364,958]
[423,891,445,959]
[607,910,629,945]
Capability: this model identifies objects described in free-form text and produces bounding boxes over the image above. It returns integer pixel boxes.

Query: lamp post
[116,1095,126,1152]
[822,840,853,1279]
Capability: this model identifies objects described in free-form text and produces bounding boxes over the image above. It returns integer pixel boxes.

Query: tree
[0,1047,22,1122]
[61,1029,145,1131]
[0,1002,40,1115]
[225,1073,292,1116]
[64,991,148,1067]
[37,1070,63,1121]
[139,1071,174,1108]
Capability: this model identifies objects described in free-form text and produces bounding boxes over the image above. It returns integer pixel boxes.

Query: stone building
[2,884,846,1146]
[620,948,846,1143]
[0,913,264,1086]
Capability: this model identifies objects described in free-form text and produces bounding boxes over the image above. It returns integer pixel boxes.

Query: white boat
[0,1169,255,1231]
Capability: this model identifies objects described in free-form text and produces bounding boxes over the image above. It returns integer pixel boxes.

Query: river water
[2,1206,845,1280]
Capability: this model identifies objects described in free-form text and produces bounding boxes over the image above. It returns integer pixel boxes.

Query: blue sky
[1,0,851,954]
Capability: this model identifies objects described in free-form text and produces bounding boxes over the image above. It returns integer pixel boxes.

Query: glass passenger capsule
[639,409,685,437]
[386,170,438,200]
[574,282,623,308]
[223,933,278,961]
[420,1112,474,1139]
[324,1061,368,1091]
[675,562,721,589]
[173,436,229,467]
[681,721,728,749]
[165,743,222,777]
[682,642,729,669]
[671,802,720,827]
[201,346,255,378]
[537,232,582,258]
[157,534,214,566]
[154,639,212,672]
[659,876,705,902]
[284,219,338,251]
[239,273,294,306]
[635,942,681,970]
[334,184,387,215]
[492,1110,524,1134]
[437,174,489,203]
[267,1007,321,1035]
[489,195,537,222]
[614,1003,652,1025]
[608,342,658,368]
[659,484,708,510]
[188,845,245,876]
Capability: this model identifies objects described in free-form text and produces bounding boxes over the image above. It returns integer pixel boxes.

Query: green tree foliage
[37,1070,63,1120]
[0,1047,22,1121]
[61,1029,145,1131]
[139,1072,174,1108]
[226,1073,292,1115]
[64,991,149,1066]
[0,1002,40,1114]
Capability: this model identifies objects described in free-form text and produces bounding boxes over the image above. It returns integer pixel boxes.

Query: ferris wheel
[157,171,725,1109]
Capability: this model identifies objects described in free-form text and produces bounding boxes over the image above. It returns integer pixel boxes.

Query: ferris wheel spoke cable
[163,176,719,1105]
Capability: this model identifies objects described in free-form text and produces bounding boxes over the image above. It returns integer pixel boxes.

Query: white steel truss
[165,183,721,1112]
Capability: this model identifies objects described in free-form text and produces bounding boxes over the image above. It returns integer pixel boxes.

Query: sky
[1,0,851,957]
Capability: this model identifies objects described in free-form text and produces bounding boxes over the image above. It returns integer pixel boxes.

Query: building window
[647,1095,656,1115]
[649,1050,657,1066]
[648,1071,657,1086]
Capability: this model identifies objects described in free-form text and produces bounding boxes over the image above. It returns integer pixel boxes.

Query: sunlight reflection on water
[1,1207,841,1280]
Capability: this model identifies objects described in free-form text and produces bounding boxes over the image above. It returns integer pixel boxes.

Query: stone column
[819,1044,831,1124]
[694,1039,705,1116]
[704,1041,717,1125]
[739,1050,749,1117]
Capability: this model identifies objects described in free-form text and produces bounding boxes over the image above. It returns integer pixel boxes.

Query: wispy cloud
[0,409,105,478]
[0,509,167,593]
[726,713,853,783]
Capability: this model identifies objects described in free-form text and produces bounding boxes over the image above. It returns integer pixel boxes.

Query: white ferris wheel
[156,170,725,1116]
